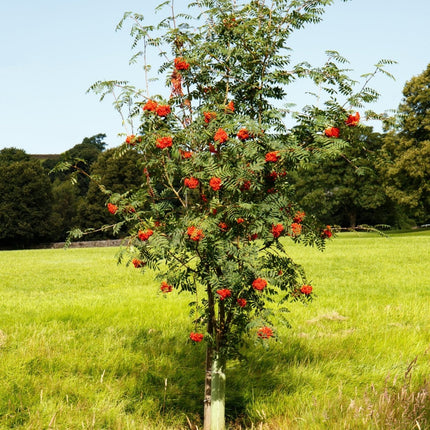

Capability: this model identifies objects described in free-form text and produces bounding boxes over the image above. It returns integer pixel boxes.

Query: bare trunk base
[210,354,226,430]
[203,347,212,430]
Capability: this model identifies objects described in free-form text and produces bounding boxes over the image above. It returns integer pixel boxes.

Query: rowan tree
[67,1,392,428]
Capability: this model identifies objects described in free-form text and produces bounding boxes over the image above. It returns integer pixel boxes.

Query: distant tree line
[1,65,429,248]
[0,134,144,248]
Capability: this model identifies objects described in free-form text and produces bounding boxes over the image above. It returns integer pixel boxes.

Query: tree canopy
[0,147,30,164]
[0,158,54,246]
[382,64,430,223]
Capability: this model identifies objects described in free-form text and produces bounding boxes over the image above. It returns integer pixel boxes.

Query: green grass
[0,231,430,429]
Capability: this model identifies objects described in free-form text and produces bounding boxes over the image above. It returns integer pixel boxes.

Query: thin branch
[343,66,379,110]
[111,88,131,135]
[131,16,171,63]
[171,0,177,30]
[166,249,197,272]
[160,155,187,206]
[144,37,150,97]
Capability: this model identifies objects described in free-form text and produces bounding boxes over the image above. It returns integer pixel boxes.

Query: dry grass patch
[345,356,430,429]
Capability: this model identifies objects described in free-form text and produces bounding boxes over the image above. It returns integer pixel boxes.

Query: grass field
[0,231,429,429]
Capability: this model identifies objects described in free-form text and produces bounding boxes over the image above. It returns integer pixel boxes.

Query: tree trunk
[210,353,226,430]
[349,210,357,228]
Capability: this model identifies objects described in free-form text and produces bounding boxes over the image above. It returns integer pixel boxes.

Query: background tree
[381,64,430,224]
[76,147,145,237]
[0,137,112,246]
[52,133,107,197]
[0,153,55,247]
[49,181,80,241]
[292,126,395,227]
[0,147,31,164]
[44,133,108,241]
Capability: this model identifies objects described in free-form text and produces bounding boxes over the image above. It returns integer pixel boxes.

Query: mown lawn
[0,231,429,429]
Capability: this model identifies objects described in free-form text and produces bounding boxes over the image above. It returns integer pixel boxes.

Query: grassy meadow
[0,231,430,429]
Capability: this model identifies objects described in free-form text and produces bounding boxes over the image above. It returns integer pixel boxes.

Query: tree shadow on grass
[124,328,319,427]
[121,327,207,425]
[225,338,319,426]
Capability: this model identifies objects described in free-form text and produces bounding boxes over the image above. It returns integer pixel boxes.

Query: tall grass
[0,231,429,429]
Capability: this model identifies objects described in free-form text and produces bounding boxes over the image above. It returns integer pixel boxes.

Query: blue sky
[1,0,429,154]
